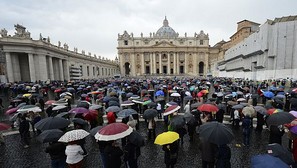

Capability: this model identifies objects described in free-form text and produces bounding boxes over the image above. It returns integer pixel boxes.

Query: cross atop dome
[163,16,169,26]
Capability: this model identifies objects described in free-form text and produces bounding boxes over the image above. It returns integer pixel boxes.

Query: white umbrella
[237,98,247,102]
[52,105,67,111]
[185,91,191,96]
[58,129,89,143]
[170,93,181,97]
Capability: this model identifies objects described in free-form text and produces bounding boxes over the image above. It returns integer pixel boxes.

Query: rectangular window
[146,66,150,74]
[87,66,89,76]
[124,40,128,45]
[156,69,160,74]
[200,40,204,45]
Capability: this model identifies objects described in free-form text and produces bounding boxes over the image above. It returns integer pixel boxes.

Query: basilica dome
[156,17,177,38]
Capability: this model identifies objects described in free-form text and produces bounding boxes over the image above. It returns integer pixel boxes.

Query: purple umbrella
[69,107,89,114]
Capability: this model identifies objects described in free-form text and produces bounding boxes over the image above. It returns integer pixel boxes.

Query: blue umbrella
[251,154,289,168]
[263,91,274,98]
[103,96,110,102]
[155,90,164,97]
[269,86,277,91]
[117,109,138,118]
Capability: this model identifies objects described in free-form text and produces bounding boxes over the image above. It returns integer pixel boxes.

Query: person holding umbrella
[104,140,124,168]
[147,118,156,140]
[162,140,179,168]
[19,114,30,148]
[216,144,231,168]
[124,138,141,168]
[242,114,252,147]
[45,141,67,168]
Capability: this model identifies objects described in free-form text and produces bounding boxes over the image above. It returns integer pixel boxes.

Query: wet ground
[0,120,289,168]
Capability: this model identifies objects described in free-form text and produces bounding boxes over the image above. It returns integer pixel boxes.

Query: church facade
[117,17,210,77]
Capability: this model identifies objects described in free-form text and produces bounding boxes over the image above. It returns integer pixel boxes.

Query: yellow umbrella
[154,131,179,145]
[23,93,32,98]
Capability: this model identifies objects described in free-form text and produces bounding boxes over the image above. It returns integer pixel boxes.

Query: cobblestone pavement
[0,120,289,168]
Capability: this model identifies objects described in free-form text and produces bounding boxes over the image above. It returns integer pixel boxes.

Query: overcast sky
[1,0,296,60]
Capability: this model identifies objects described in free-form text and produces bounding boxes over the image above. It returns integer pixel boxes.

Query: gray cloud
[1,0,296,59]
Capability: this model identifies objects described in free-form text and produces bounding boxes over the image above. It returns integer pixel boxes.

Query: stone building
[218,15,297,80]
[0,24,119,82]
[117,17,210,77]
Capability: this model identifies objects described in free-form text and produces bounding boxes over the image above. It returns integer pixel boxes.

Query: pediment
[152,40,176,47]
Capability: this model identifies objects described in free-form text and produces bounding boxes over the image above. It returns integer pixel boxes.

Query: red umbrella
[197,104,219,113]
[45,100,56,105]
[94,123,133,141]
[69,107,89,114]
[5,107,18,115]
[163,105,181,116]
[54,88,62,93]
[0,123,11,131]
[83,110,98,121]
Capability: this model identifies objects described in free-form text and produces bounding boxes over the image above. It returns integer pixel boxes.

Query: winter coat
[199,141,217,162]
[45,142,66,161]
[216,145,231,168]
[162,141,179,165]
[269,125,285,145]
[104,145,123,168]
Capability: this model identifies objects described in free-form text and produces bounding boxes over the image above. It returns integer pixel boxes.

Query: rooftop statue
[0,28,8,37]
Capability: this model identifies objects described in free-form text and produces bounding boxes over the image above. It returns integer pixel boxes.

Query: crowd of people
[1,77,297,168]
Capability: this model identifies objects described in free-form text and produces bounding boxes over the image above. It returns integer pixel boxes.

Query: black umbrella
[72,118,88,125]
[109,97,119,102]
[127,131,145,147]
[37,129,64,143]
[117,109,138,118]
[217,104,226,111]
[199,121,234,145]
[105,106,121,113]
[143,109,158,119]
[108,101,120,107]
[35,117,70,131]
[267,143,294,165]
[183,112,197,125]
[170,115,186,129]
[191,102,202,110]
[266,112,295,126]
[55,112,70,118]
[90,126,103,136]
[183,96,193,101]
[77,101,90,109]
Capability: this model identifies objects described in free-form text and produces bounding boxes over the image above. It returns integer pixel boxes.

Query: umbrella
[169,115,186,129]
[147,102,157,108]
[94,123,133,141]
[164,105,180,116]
[155,90,165,97]
[166,101,178,107]
[289,111,297,118]
[155,96,165,102]
[23,93,32,98]
[154,131,179,145]
[72,118,88,125]
[184,96,193,101]
[267,112,295,126]
[232,104,244,110]
[55,112,70,118]
[105,106,121,113]
[197,104,219,113]
[263,91,275,98]
[81,94,88,98]
[90,126,103,136]
[131,99,144,104]
[254,106,267,115]
[143,109,158,119]
[267,108,283,115]
[184,112,195,123]
[89,105,103,110]
[142,99,152,106]
[199,121,234,145]
[267,143,294,165]
[237,98,246,102]
[117,109,138,118]
[54,89,62,93]
[251,154,289,168]
[52,105,67,111]
[126,92,134,98]
[37,129,64,143]
[45,100,56,105]
[77,101,90,109]
[242,106,256,117]
[108,101,120,107]
[58,129,90,143]
[103,96,110,102]
[69,107,89,114]
[5,107,18,115]
[121,100,135,107]
[109,97,119,102]
[0,123,10,131]
[290,125,297,134]
[109,92,117,97]
[127,131,145,147]
[217,104,226,111]
[191,102,202,109]
[170,93,181,97]
[35,117,70,131]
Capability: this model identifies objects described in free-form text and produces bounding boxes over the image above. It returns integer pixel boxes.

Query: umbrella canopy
[242,106,256,117]
[58,129,90,143]
[267,143,294,165]
[35,117,70,131]
[45,100,56,105]
[164,105,180,116]
[55,112,70,118]
[0,123,10,131]
[154,131,179,145]
[199,121,234,145]
[191,102,202,109]
[170,93,181,97]
[237,98,246,102]
[52,105,67,111]
[37,129,64,143]
[155,96,165,102]
[183,112,195,123]
[89,105,103,110]
[263,91,275,98]
[121,100,135,107]
[72,118,88,125]
[254,106,267,115]
[166,101,178,107]
[170,115,186,129]
[127,131,145,147]
[109,97,119,102]
[183,96,193,101]
[267,112,295,126]
[267,108,283,115]
[108,101,120,107]
[147,102,157,108]
[69,107,89,114]
[251,154,289,168]
[82,110,98,121]
[117,109,138,118]
[94,123,133,141]
[289,111,297,118]
[143,109,158,119]
[197,104,219,113]
[232,104,244,110]
[5,107,18,115]
[105,106,121,113]
[90,126,103,136]
[77,101,90,109]
[155,90,165,97]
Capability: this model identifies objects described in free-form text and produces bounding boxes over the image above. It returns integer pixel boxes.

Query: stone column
[159,54,162,74]
[152,53,156,74]
[38,54,48,81]
[5,52,14,82]
[141,54,145,75]
[167,53,170,75]
[63,60,70,81]
[28,53,36,82]
[131,54,136,76]
[59,59,64,81]
[173,53,176,74]
[177,53,180,74]
[193,53,197,75]
[185,53,188,74]
[48,56,54,80]
[150,53,153,74]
